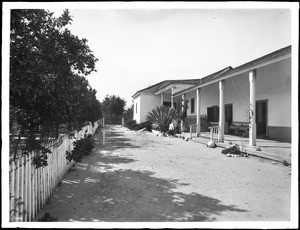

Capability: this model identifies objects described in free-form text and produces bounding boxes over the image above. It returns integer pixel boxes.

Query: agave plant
[146,106,180,133]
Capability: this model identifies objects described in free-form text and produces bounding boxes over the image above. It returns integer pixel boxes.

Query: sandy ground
[35,125,291,222]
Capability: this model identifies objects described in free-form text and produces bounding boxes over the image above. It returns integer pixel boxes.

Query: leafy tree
[101,95,126,118]
[10,9,101,164]
[123,105,133,122]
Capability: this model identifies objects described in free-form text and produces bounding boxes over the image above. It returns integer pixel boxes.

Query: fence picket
[20,157,24,221]
[9,122,98,222]
[28,153,32,221]
[15,158,20,222]
[24,155,28,221]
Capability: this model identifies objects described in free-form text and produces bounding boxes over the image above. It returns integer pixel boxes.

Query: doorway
[225,104,233,126]
[207,105,219,122]
[207,104,232,125]
[256,100,268,136]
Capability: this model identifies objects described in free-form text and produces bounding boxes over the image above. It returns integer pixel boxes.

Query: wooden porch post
[196,88,201,135]
[219,80,225,142]
[249,70,257,146]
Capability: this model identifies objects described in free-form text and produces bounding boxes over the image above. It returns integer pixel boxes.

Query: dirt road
[35,125,291,222]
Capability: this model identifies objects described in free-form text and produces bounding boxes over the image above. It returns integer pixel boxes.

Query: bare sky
[60,6,292,107]
[2,2,299,228]
[5,2,296,107]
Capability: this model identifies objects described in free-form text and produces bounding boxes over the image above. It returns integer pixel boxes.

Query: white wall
[224,73,250,122]
[133,94,161,123]
[133,96,141,123]
[135,57,291,129]
[176,57,291,128]
[198,77,251,122]
[256,58,291,127]
[222,58,291,127]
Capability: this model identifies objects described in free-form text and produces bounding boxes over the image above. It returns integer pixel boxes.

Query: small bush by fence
[9,122,99,222]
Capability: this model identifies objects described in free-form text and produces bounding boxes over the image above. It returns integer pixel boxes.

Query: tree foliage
[101,95,126,118]
[123,105,133,122]
[10,9,101,164]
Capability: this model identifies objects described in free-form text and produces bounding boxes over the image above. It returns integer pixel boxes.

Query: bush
[125,119,137,130]
[66,134,95,162]
[146,106,180,133]
[133,121,152,131]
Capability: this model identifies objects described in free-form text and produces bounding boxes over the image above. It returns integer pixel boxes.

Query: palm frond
[146,106,179,132]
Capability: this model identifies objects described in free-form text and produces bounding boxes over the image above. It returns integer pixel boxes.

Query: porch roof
[173,66,233,97]
[133,45,291,99]
[132,79,201,99]
[173,45,291,96]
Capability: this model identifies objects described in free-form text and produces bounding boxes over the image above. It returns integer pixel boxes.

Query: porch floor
[182,132,292,164]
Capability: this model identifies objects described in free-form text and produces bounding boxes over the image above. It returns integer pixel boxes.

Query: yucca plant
[146,106,180,133]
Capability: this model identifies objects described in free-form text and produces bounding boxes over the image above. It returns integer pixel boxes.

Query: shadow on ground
[93,127,142,150]
[39,130,248,222]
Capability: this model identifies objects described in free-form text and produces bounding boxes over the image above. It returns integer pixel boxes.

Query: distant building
[132,45,292,144]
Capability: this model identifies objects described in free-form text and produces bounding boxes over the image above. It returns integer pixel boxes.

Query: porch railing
[189,124,198,139]
[209,125,220,142]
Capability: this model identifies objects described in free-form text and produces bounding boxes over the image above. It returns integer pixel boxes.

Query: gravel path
[35,125,291,222]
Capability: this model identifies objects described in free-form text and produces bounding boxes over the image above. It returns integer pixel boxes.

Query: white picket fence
[9,122,99,222]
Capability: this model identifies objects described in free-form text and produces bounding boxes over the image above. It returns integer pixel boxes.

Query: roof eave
[132,92,155,99]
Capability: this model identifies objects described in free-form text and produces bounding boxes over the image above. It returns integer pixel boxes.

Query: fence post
[102,117,105,127]
[122,118,125,126]
[189,126,192,139]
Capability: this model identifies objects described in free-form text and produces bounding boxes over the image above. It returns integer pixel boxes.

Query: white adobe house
[132,45,292,144]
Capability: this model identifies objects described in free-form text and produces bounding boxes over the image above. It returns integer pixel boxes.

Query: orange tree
[10,9,101,166]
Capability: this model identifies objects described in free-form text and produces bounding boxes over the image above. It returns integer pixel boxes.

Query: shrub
[125,119,137,130]
[66,134,95,162]
[146,106,180,133]
[133,121,152,131]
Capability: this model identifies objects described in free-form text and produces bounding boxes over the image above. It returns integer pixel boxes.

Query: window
[191,98,195,114]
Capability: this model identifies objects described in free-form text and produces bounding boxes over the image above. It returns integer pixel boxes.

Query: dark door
[207,106,219,122]
[225,104,233,126]
[207,107,213,122]
[256,100,267,136]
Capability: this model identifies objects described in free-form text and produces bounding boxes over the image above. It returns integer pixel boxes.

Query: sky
[47,3,294,107]
[1,3,299,228]
[3,2,296,108]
